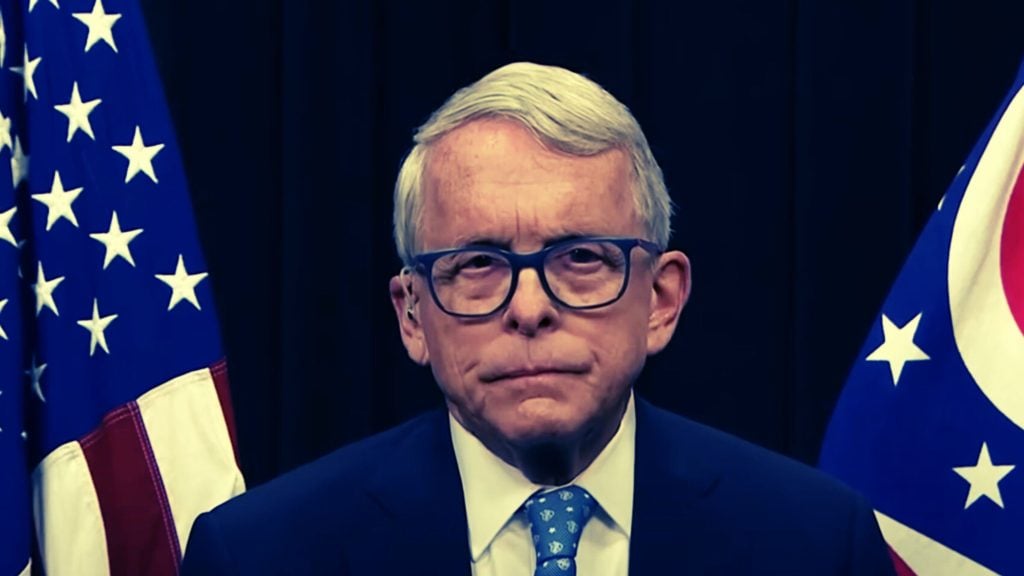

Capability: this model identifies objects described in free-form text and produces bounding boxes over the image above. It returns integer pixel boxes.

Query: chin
[499,402,591,446]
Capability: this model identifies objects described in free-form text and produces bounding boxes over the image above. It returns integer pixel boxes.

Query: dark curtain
[139,0,1024,487]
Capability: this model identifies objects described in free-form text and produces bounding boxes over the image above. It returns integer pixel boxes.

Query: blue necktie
[524,485,595,576]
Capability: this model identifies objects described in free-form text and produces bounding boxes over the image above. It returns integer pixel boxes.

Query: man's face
[392,118,688,458]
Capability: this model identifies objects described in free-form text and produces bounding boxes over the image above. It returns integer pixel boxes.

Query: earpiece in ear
[401,267,417,320]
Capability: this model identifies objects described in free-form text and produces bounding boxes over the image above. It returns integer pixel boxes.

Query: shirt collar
[572,393,635,538]
[449,392,636,561]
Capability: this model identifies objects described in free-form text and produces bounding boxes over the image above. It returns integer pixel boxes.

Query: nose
[502,267,558,336]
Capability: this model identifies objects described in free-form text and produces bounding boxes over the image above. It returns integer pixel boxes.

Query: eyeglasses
[408,237,662,318]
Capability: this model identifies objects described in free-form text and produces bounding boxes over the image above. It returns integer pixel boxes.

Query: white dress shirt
[449,393,635,576]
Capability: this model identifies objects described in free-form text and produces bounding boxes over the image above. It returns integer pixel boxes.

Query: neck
[492,395,631,486]
[513,441,599,486]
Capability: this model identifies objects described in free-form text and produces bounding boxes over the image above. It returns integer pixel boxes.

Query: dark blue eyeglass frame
[409,236,662,318]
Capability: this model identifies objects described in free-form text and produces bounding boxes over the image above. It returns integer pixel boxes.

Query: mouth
[480,366,587,383]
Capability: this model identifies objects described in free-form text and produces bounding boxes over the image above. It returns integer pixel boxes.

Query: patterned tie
[524,485,596,576]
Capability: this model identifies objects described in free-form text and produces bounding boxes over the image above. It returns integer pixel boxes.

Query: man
[182,62,896,575]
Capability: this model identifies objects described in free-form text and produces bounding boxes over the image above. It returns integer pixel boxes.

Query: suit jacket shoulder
[180,408,471,575]
[631,399,895,575]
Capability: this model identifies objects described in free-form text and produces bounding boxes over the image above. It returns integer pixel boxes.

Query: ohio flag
[820,61,1024,575]
[0,1,244,575]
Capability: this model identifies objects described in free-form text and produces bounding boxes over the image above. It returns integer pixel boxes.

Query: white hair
[393,61,673,265]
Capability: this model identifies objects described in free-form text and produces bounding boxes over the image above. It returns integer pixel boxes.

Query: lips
[479,363,589,382]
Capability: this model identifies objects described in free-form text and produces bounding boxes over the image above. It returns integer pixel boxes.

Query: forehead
[420,118,639,249]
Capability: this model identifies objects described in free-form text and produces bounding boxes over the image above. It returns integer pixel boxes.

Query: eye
[437,251,507,278]
[464,254,497,269]
[567,248,602,264]
[548,242,626,272]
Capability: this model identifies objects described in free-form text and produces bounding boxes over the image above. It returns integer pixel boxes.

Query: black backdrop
[137,0,1024,487]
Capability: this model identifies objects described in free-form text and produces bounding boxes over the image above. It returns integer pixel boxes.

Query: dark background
[137,0,1024,487]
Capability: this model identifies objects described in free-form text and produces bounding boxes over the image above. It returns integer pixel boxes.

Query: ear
[389,271,430,365]
[646,250,691,355]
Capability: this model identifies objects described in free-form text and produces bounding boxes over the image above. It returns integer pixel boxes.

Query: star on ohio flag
[0,2,245,576]
[820,60,1024,575]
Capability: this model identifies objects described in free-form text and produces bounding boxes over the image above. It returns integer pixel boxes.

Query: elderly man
[182,62,896,575]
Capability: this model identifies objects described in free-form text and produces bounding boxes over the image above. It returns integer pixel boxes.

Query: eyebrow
[453,232,595,250]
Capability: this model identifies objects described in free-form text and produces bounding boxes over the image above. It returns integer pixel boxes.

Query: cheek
[423,320,459,371]
[602,329,649,379]
[421,315,482,396]
[588,298,651,373]
[573,314,647,369]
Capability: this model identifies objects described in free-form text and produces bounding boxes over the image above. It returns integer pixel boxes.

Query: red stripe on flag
[888,547,917,576]
[210,359,240,466]
[80,403,179,576]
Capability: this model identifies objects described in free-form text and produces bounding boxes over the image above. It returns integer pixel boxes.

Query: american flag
[0,1,245,575]
[820,61,1024,575]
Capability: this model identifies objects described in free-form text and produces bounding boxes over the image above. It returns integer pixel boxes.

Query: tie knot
[524,485,595,575]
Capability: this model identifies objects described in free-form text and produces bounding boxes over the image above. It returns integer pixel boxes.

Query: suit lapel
[349,400,749,574]
[629,399,746,575]
[357,410,472,576]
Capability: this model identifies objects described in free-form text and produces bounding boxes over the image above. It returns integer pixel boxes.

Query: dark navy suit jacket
[181,398,896,575]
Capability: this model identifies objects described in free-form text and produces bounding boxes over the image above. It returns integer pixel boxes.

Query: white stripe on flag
[138,366,246,554]
[875,511,998,575]
[33,442,110,576]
